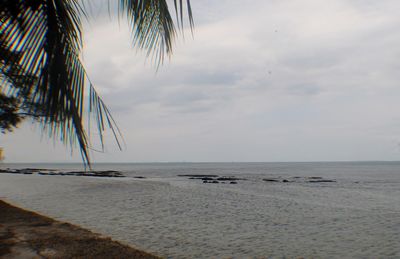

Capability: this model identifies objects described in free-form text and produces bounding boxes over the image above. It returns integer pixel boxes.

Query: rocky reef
[0,168,125,178]
[178,174,246,184]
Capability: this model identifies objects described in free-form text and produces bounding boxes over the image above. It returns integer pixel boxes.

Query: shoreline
[0,200,160,259]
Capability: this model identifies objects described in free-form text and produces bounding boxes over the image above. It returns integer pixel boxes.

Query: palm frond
[1,0,193,168]
[119,0,193,64]
[0,0,123,167]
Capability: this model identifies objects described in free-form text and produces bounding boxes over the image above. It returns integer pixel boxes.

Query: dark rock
[282,179,289,183]
[133,176,146,179]
[211,180,219,184]
[101,170,119,173]
[216,177,244,181]
[0,168,126,178]
[263,179,279,182]
[21,168,42,171]
[308,176,323,179]
[72,171,125,177]
[201,177,215,181]
[230,181,238,184]
[178,174,218,178]
[309,179,336,183]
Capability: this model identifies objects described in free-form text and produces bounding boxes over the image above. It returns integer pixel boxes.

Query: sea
[0,162,399,259]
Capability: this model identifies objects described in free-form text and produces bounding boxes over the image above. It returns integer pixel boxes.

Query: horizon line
[3,160,400,164]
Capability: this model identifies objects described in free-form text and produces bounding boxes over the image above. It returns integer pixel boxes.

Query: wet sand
[0,200,160,259]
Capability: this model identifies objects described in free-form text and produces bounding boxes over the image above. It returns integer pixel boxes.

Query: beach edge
[0,199,161,259]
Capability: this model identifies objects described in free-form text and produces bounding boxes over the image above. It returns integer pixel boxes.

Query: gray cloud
[3,0,400,162]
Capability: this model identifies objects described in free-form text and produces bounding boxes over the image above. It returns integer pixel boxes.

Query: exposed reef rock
[309,179,336,183]
[263,179,279,182]
[0,168,125,178]
[181,174,246,184]
[178,174,219,178]
[262,176,337,184]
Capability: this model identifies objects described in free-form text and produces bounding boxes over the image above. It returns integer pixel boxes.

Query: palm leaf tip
[119,0,194,64]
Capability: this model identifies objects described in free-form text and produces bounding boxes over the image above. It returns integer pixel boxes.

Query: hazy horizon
[3,160,400,165]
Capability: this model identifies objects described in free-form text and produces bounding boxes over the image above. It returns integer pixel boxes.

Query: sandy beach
[0,200,159,259]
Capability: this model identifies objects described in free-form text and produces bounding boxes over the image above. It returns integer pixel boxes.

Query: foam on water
[0,162,399,258]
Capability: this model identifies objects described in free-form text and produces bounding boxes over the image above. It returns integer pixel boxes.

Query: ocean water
[0,162,399,258]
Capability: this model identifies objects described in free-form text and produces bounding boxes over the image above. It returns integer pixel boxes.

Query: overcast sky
[2,0,400,163]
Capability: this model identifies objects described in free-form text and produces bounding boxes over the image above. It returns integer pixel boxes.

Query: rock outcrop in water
[180,174,336,185]
[0,168,125,178]
[308,179,336,183]
[178,174,218,178]
[179,174,246,184]
[262,176,336,184]
[263,178,279,182]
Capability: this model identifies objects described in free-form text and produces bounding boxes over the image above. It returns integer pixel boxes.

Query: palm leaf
[0,0,193,168]
[119,0,193,63]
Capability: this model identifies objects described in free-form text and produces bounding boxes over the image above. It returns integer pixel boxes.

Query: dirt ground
[0,200,161,259]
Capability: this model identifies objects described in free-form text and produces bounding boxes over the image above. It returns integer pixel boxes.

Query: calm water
[0,162,399,258]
